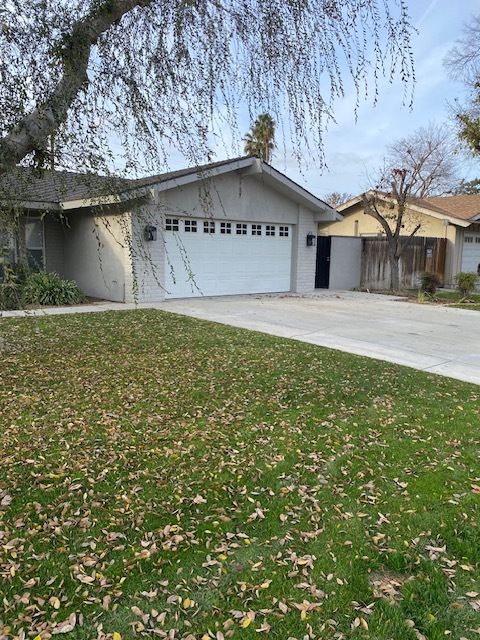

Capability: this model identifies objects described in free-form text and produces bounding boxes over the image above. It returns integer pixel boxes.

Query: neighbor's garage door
[164,218,292,298]
[461,231,480,273]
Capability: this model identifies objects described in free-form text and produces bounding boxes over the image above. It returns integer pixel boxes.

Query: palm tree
[243,113,276,163]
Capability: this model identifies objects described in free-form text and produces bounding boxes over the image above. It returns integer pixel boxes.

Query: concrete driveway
[162,291,480,385]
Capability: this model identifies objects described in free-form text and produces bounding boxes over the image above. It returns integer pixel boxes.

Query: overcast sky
[277,0,480,200]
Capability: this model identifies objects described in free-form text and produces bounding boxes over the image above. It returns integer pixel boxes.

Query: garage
[164,216,292,298]
[461,230,480,273]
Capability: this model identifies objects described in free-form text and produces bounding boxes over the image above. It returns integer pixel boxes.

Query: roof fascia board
[0,200,61,211]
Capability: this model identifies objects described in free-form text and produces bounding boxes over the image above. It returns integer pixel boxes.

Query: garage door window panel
[165,218,179,231]
[203,221,215,234]
[220,222,231,234]
[252,224,262,236]
[184,220,197,233]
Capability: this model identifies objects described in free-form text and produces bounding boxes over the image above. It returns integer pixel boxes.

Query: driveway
[162,291,480,385]
[3,290,480,385]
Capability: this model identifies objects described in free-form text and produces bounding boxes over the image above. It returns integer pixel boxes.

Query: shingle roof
[419,195,480,221]
[339,191,480,224]
[0,157,250,206]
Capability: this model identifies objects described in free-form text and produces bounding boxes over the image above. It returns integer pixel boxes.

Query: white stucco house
[0,156,340,302]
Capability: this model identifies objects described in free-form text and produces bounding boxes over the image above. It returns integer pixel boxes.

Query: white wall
[291,205,317,292]
[329,237,362,290]
[63,209,129,302]
[127,202,166,303]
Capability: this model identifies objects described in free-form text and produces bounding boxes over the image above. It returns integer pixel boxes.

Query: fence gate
[315,236,331,288]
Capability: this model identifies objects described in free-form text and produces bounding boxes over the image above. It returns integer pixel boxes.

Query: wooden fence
[361,236,446,290]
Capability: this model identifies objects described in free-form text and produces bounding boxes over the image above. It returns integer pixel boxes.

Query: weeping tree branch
[0,0,154,175]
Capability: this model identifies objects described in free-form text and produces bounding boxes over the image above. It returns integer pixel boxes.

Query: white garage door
[461,231,480,273]
[164,218,292,298]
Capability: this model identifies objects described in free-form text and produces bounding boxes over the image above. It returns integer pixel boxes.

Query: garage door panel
[164,219,292,298]
[461,232,480,273]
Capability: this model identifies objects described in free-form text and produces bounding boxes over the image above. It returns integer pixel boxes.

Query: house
[317,191,480,288]
[0,156,340,301]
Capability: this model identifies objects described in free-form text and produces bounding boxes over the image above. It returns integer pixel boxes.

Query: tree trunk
[389,246,401,292]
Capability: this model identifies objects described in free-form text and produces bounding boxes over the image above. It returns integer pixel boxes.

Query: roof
[420,195,480,222]
[0,156,339,221]
[338,191,480,226]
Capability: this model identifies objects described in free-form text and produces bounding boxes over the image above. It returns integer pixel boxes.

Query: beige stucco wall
[63,209,130,302]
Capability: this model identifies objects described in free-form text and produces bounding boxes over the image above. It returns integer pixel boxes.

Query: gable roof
[0,156,340,221]
[338,191,480,227]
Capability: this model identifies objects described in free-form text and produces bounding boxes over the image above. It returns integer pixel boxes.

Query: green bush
[0,264,23,310]
[22,271,85,307]
[419,271,441,294]
[454,271,479,299]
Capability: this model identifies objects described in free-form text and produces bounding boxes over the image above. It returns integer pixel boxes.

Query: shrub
[454,271,479,299]
[420,272,441,295]
[22,271,85,306]
[0,264,23,310]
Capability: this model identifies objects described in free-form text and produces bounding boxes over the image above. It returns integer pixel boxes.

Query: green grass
[1,310,479,640]
[435,291,480,310]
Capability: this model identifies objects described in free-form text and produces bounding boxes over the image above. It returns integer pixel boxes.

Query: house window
[266,225,275,236]
[165,218,179,231]
[252,224,262,236]
[184,220,197,233]
[24,217,44,269]
[236,223,247,235]
[204,220,215,234]
[279,226,289,237]
[220,222,231,234]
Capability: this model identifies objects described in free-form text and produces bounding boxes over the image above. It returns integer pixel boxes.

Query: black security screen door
[315,236,331,288]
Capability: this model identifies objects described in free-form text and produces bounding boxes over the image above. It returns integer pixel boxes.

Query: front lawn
[1,310,479,640]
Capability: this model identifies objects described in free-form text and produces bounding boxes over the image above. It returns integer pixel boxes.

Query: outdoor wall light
[144,224,157,241]
[306,232,316,247]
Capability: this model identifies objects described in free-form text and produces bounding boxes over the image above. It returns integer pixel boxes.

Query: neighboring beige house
[319,192,480,287]
[0,156,340,301]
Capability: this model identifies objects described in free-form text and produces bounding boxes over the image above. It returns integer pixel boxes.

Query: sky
[277,0,480,200]
[106,0,480,201]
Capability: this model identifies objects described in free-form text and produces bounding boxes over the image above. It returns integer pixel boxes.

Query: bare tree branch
[0,0,154,174]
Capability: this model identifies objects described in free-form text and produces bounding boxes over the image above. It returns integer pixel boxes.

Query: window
[266,225,275,236]
[220,222,231,234]
[252,224,262,236]
[24,218,44,269]
[165,218,179,231]
[236,223,247,235]
[204,220,215,234]
[279,226,289,237]
[465,236,473,243]
[476,237,480,243]
[184,220,197,233]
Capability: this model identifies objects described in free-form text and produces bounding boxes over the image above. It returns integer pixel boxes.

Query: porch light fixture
[306,232,316,247]
[144,224,157,241]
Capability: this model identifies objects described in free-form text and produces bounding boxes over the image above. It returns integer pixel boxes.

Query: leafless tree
[323,192,354,208]
[363,123,462,291]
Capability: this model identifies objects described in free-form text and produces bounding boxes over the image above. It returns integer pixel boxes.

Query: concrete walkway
[2,290,480,385]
